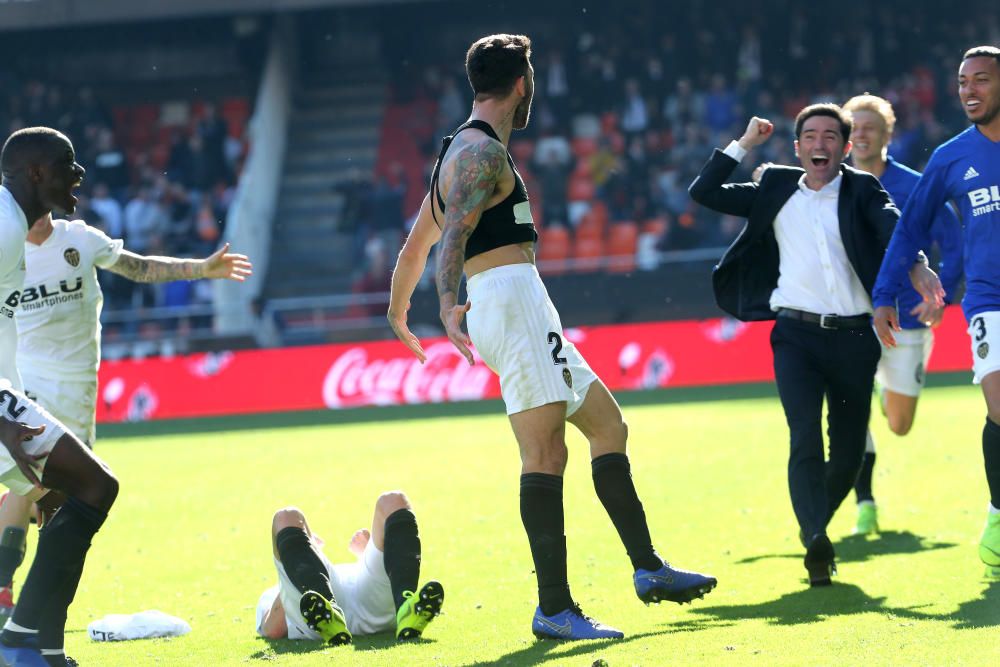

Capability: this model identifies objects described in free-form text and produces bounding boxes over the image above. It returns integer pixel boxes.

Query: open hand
[388,301,427,363]
[203,243,253,281]
[440,301,474,365]
[0,419,47,488]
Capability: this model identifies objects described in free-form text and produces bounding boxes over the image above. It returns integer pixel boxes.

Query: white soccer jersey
[0,186,29,390]
[16,219,122,382]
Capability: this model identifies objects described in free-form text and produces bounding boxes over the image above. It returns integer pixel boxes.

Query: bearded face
[512,64,534,130]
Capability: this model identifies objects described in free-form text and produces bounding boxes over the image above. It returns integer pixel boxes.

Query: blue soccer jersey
[878,157,963,329]
[874,126,1000,321]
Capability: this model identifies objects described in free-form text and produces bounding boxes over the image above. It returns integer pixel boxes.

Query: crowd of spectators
[0,78,248,342]
[367,0,1000,273]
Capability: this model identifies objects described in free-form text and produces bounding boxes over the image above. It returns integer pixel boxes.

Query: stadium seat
[571,137,598,160]
[567,174,596,202]
[537,225,570,275]
[642,217,668,237]
[510,139,535,165]
[572,235,604,273]
[607,221,639,273]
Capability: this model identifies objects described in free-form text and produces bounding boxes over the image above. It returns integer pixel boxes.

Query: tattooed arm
[435,135,507,364]
[106,243,253,283]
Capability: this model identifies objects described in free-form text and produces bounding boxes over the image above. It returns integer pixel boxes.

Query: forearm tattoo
[110,251,203,283]
[436,139,506,305]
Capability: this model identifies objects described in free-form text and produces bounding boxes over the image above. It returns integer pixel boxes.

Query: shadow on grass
[949,580,1000,629]
[682,582,938,628]
[248,631,431,660]
[736,530,957,565]
[460,629,673,667]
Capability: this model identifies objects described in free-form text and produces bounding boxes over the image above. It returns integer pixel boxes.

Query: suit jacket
[688,149,900,321]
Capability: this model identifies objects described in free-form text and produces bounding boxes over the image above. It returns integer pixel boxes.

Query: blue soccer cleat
[531,605,624,640]
[634,561,717,604]
[0,643,49,667]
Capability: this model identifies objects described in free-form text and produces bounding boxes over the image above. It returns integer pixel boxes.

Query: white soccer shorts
[969,311,1000,385]
[256,538,395,639]
[22,373,97,446]
[876,327,934,397]
[0,380,70,497]
[465,263,598,416]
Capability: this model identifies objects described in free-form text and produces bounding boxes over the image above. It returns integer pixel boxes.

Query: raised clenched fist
[738,117,775,150]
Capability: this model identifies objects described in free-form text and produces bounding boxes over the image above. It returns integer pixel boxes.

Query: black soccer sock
[592,453,662,572]
[275,527,335,601]
[4,497,105,644]
[0,526,26,588]
[37,559,84,654]
[984,418,1000,508]
[854,452,877,504]
[382,508,421,611]
[520,473,573,616]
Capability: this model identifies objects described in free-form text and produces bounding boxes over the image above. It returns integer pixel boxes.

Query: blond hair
[843,94,896,135]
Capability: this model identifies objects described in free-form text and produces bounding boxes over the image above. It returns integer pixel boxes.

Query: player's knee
[90,467,119,512]
[523,440,568,473]
[271,507,306,535]
[375,491,410,517]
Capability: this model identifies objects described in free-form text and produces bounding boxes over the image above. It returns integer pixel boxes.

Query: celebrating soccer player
[872,46,1000,575]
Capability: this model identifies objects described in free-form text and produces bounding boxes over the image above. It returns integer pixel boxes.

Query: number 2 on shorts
[547,332,568,365]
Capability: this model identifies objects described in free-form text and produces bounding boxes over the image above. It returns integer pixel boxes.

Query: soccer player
[842,94,963,535]
[388,34,715,640]
[256,491,442,644]
[0,211,252,620]
[872,46,1000,575]
[0,127,118,667]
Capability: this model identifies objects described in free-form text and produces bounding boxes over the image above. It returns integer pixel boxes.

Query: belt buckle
[819,314,837,329]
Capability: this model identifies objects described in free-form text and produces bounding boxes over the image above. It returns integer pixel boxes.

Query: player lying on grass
[256,491,443,645]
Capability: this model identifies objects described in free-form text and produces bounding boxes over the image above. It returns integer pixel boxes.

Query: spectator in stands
[703,74,740,143]
[197,102,231,185]
[124,185,168,255]
[621,78,649,138]
[351,238,392,318]
[370,164,407,264]
[535,130,573,227]
[90,183,124,239]
[663,78,704,130]
[91,127,131,196]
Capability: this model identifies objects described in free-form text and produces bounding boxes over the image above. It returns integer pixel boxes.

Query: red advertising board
[96,308,973,423]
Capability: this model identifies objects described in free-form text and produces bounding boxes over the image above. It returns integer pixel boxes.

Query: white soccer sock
[865,429,876,454]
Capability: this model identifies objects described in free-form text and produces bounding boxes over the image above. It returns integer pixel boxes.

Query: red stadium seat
[572,236,604,273]
[607,221,639,273]
[567,174,595,202]
[537,225,570,275]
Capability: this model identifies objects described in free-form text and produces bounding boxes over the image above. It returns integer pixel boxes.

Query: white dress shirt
[723,141,873,316]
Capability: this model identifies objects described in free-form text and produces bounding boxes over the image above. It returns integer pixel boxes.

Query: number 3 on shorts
[974,316,987,342]
[547,332,568,365]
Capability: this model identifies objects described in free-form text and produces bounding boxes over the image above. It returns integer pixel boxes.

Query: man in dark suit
[689,104,932,586]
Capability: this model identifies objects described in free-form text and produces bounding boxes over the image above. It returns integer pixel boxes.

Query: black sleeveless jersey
[430,120,537,260]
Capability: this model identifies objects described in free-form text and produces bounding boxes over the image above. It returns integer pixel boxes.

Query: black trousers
[770,317,881,540]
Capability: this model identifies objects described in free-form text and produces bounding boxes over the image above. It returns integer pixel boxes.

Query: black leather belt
[777,308,871,330]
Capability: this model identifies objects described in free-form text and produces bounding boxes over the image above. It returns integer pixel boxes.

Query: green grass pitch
[41,383,1000,665]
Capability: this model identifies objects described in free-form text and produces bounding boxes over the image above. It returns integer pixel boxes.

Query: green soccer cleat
[979,512,1000,568]
[300,590,352,646]
[396,580,444,641]
[855,502,879,535]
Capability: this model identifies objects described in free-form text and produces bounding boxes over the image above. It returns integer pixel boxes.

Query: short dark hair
[465,34,532,100]
[1,126,66,176]
[794,103,852,142]
[964,45,1000,65]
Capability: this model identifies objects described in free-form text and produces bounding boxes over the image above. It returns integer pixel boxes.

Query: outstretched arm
[388,195,442,363]
[435,136,507,364]
[105,243,253,283]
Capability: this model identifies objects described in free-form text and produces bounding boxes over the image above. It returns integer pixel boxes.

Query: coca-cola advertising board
[96,309,973,423]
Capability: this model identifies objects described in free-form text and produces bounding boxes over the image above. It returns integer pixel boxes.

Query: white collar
[796,171,842,197]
